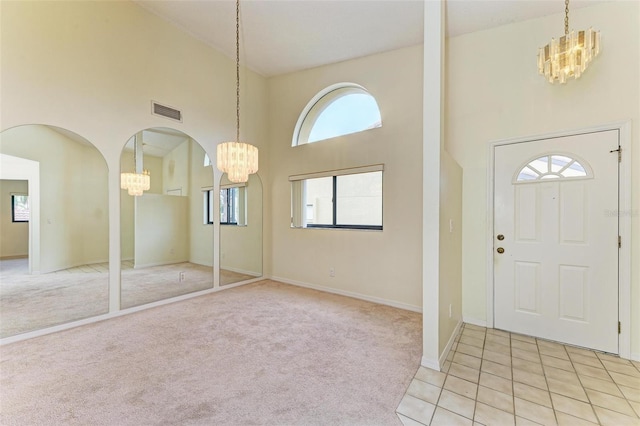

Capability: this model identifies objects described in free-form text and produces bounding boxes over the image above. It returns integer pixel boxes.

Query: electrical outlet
[179,272,185,282]
[329,267,335,277]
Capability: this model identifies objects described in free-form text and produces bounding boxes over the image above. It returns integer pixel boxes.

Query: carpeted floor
[0,259,109,338]
[0,280,422,425]
[0,259,218,338]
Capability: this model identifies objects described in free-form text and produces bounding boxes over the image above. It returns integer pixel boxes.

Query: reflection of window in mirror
[11,194,29,222]
[220,185,247,226]
[203,189,214,225]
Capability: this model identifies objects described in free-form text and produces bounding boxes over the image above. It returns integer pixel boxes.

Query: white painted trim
[270,276,422,313]
[617,121,632,360]
[288,164,384,181]
[438,320,463,368]
[422,0,444,377]
[291,82,376,147]
[631,353,640,362]
[487,120,632,359]
[463,316,487,328]
[221,266,261,277]
[421,356,440,371]
[133,260,190,269]
[486,143,496,329]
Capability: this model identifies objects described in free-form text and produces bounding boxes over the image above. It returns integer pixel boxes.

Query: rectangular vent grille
[152,102,182,122]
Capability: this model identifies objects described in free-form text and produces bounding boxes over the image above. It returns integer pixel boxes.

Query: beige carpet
[121,262,213,309]
[0,260,216,337]
[0,280,422,425]
[0,259,109,338]
[220,268,259,286]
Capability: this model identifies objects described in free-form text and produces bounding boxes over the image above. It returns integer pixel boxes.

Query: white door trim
[486,121,631,359]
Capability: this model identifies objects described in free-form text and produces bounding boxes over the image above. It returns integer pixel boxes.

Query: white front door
[494,130,619,354]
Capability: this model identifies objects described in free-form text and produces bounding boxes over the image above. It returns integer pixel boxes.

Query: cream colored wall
[0,125,108,272]
[439,151,463,354]
[0,180,29,258]
[134,194,188,268]
[120,150,164,259]
[219,173,263,276]
[446,2,640,356]
[267,45,423,309]
[163,140,190,196]
[189,141,214,267]
[79,148,110,265]
[0,1,268,304]
[146,156,164,195]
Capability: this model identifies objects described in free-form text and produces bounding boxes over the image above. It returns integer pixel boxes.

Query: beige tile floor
[397,323,640,426]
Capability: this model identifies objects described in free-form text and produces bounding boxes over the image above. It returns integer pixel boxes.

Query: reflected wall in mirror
[219,173,262,286]
[120,128,214,308]
[0,125,109,338]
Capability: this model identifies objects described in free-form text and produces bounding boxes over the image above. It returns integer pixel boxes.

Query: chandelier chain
[236,0,240,143]
[564,0,570,35]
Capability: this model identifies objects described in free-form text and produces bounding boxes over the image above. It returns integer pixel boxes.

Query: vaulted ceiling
[134,0,606,77]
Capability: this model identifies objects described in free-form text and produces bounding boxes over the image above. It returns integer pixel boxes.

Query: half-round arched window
[292,83,382,146]
[514,153,592,183]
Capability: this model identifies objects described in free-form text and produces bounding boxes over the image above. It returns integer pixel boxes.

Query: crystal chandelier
[217,0,258,183]
[537,0,601,84]
[120,133,150,196]
[120,170,150,196]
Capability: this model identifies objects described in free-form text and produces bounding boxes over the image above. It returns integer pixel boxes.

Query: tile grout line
[579,350,639,421]
[539,338,564,425]
[399,324,639,426]
[509,331,517,426]
[472,325,485,424]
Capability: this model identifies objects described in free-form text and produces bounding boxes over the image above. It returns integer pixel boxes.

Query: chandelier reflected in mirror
[537,0,601,84]
[217,0,258,183]
[120,133,150,196]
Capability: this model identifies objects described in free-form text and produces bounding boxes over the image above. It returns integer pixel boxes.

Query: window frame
[292,82,382,147]
[220,187,239,226]
[290,165,384,231]
[11,194,29,223]
[513,152,593,184]
[204,189,215,225]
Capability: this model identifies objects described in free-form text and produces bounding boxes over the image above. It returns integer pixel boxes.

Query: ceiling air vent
[152,101,182,122]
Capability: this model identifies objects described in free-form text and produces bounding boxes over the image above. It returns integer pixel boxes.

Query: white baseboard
[222,266,261,277]
[421,356,440,371]
[133,260,189,269]
[631,352,640,362]
[439,319,463,367]
[270,276,422,313]
[463,316,487,328]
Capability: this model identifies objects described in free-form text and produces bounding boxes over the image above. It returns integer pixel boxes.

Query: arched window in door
[514,154,592,183]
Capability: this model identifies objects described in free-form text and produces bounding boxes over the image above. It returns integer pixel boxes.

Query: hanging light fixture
[217,0,258,183]
[120,133,150,196]
[537,0,600,84]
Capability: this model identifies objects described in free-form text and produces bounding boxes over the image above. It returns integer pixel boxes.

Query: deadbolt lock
[497,234,505,241]
[497,247,505,254]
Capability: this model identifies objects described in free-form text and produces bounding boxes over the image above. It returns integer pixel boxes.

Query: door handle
[497,247,505,254]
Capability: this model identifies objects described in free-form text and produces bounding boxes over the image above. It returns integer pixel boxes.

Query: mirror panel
[120,128,214,308]
[219,173,262,285]
[0,125,109,338]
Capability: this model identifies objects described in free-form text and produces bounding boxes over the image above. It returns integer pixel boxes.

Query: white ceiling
[134,0,607,77]
[123,128,191,158]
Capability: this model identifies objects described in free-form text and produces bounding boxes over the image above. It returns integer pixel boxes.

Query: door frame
[486,121,631,359]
